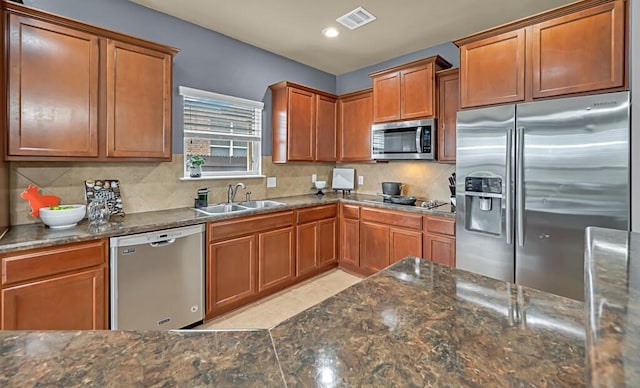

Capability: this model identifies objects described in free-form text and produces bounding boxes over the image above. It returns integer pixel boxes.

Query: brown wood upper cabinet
[270,81,337,163]
[337,89,373,162]
[436,69,459,163]
[3,2,178,161]
[369,56,452,123]
[105,40,173,159]
[456,0,627,108]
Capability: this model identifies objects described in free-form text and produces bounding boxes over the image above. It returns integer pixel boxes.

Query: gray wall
[632,0,638,231]
[336,42,460,95]
[24,0,336,155]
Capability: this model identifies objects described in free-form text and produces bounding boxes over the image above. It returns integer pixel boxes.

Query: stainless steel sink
[194,203,250,215]
[238,200,286,208]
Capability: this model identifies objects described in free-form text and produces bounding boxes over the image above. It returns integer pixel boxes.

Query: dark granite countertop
[0,258,585,386]
[584,227,640,386]
[0,193,455,254]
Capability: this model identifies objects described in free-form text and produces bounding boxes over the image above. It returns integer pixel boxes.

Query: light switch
[358,175,364,185]
[312,174,317,183]
[267,177,277,188]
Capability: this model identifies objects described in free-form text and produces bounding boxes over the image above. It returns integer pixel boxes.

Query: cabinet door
[530,0,625,98]
[359,222,390,275]
[460,29,526,108]
[7,15,99,158]
[340,218,360,268]
[287,88,315,161]
[372,72,401,123]
[106,40,172,159]
[338,90,372,162]
[437,69,459,163]
[296,222,317,276]
[424,234,456,267]
[401,63,435,119]
[390,228,423,265]
[2,268,105,330]
[317,218,337,266]
[207,235,256,318]
[315,94,337,161]
[258,227,295,292]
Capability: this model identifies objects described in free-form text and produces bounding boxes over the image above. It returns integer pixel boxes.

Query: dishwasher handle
[150,239,176,248]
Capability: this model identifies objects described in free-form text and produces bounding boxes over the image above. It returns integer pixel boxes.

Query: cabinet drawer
[425,215,455,236]
[342,204,360,219]
[297,204,337,224]
[361,207,422,230]
[209,211,294,242]
[1,239,107,286]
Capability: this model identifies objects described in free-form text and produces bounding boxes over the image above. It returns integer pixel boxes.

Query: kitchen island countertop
[0,193,454,254]
[585,227,640,386]
[0,257,585,387]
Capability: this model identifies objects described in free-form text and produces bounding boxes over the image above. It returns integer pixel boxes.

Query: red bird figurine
[20,185,60,217]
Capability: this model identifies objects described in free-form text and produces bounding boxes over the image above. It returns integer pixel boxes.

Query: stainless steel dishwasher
[110,224,205,330]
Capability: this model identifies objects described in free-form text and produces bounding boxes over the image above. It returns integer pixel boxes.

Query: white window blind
[180,86,263,178]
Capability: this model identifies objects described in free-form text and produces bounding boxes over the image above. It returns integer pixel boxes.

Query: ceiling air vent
[336,6,376,30]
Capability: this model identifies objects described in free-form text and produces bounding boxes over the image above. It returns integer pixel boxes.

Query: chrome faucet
[227,183,245,203]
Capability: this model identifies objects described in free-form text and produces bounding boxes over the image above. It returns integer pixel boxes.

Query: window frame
[179,86,264,180]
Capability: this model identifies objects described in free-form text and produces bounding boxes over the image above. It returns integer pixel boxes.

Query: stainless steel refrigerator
[455,91,629,301]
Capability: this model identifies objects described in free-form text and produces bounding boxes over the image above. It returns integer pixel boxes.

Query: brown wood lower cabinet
[207,235,256,315]
[206,205,338,320]
[340,205,424,276]
[258,227,295,292]
[206,211,295,319]
[390,227,423,265]
[360,221,390,274]
[296,204,337,277]
[423,215,456,267]
[0,239,108,330]
[338,204,360,272]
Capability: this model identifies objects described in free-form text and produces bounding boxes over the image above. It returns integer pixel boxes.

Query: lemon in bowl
[39,205,86,229]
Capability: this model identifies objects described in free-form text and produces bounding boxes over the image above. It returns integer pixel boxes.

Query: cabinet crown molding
[1,0,179,55]
[368,55,452,78]
[453,0,621,47]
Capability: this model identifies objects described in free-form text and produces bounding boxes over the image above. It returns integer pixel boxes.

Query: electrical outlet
[358,175,364,185]
[267,177,277,188]
[312,174,317,183]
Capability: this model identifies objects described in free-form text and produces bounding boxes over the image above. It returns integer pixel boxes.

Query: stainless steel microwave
[371,119,436,160]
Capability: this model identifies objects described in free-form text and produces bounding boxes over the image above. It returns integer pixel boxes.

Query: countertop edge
[0,194,455,254]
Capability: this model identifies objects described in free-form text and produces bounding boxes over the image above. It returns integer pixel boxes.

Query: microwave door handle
[415,127,422,153]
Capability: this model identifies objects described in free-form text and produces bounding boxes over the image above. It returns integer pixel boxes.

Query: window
[180,86,263,179]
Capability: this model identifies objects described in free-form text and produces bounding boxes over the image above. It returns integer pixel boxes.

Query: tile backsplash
[10,156,453,225]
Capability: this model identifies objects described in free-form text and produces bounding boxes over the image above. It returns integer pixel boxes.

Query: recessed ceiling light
[322,27,340,38]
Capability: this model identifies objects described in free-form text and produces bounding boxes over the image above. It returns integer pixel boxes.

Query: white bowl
[315,181,326,190]
[39,205,86,229]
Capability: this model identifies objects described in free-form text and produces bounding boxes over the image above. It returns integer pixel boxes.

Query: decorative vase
[189,164,202,178]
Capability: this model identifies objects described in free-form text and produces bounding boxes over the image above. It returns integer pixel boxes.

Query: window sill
[180,175,266,181]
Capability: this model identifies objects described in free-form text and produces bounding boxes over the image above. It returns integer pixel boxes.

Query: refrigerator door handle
[516,126,525,247]
[505,128,514,245]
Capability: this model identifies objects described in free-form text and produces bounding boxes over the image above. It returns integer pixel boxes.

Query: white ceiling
[129,0,576,75]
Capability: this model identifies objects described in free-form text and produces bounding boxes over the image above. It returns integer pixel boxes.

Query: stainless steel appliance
[110,224,205,329]
[456,91,629,301]
[371,119,436,160]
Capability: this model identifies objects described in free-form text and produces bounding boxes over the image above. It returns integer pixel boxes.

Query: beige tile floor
[199,269,363,330]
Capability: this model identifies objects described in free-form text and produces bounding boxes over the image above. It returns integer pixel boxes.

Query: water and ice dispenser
[464,175,503,236]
